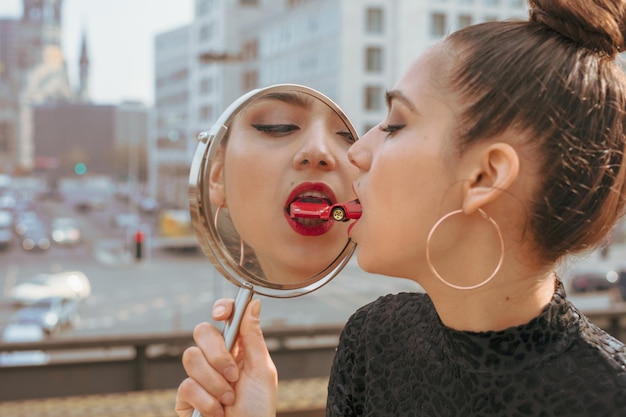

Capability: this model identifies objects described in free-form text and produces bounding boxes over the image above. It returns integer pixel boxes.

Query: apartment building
[152,0,529,207]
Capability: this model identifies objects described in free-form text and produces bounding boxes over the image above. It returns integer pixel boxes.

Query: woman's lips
[284,182,336,236]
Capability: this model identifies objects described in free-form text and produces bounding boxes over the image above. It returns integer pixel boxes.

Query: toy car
[289,196,332,219]
[289,197,361,222]
[326,200,362,222]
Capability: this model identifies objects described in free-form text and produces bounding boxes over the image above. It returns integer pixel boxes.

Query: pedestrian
[175,0,626,416]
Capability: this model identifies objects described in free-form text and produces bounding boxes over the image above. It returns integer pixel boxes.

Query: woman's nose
[293,129,337,171]
[347,127,374,171]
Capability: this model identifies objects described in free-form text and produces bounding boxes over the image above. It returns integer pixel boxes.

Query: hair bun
[529,0,626,58]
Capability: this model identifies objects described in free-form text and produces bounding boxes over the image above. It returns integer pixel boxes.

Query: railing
[1,306,625,402]
[0,324,344,401]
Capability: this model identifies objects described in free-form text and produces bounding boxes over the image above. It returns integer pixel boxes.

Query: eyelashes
[251,123,356,143]
[337,131,357,143]
[379,124,405,135]
[251,124,300,136]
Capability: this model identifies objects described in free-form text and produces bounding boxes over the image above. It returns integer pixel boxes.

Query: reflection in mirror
[208,89,358,285]
[190,84,359,294]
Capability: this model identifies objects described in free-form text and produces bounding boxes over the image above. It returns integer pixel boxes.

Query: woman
[176,1,626,415]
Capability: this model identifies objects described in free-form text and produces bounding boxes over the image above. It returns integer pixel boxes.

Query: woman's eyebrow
[258,92,313,109]
[385,90,418,113]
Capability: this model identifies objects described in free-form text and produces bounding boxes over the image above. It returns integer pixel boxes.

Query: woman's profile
[176,1,626,416]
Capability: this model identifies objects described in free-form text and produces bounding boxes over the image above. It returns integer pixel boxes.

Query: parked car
[74,196,106,212]
[14,211,41,236]
[0,323,49,366]
[569,264,621,293]
[0,209,13,249]
[9,297,79,335]
[111,213,139,228]
[9,271,91,305]
[20,224,51,251]
[51,217,81,246]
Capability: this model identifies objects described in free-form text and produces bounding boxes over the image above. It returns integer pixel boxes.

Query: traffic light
[74,162,87,175]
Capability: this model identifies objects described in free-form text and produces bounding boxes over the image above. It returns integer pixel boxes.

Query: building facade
[151,0,530,208]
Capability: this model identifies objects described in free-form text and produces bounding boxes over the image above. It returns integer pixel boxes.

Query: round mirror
[189,84,359,324]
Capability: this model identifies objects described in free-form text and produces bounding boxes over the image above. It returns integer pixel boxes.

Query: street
[0,177,420,338]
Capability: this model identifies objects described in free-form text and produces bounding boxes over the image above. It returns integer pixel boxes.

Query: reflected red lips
[284,182,336,236]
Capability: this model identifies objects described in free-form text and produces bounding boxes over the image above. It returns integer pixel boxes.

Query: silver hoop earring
[214,206,245,267]
[426,208,504,290]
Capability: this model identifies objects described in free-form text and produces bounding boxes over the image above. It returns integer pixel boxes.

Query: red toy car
[289,197,361,222]
[289,196,332,219]
[325,200,362,222]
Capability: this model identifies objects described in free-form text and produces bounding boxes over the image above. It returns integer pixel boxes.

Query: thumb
[239,299,267,357]
[239,299,275,372]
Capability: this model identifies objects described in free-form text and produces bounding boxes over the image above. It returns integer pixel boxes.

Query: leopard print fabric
[327,281,626,416]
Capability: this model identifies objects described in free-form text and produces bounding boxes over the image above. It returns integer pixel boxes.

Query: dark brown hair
[445,0,626,263]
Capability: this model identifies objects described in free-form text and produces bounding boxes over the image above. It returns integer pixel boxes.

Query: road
[0,177,419,338]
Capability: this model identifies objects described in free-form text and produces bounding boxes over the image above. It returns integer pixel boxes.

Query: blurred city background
[0,0,625,415]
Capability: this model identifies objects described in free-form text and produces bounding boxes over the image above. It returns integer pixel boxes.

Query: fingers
[176,377,224,417]
[212,298,234,321]
[183,322,238,402]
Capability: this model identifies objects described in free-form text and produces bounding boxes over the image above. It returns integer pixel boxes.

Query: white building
[152,0,529,208]
[153,25,193,206]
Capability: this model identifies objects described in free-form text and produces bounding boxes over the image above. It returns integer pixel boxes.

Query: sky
[0,0,194,105]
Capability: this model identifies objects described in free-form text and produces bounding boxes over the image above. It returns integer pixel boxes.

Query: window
[364,86,384,111]
[242,70,258,91]
[366,8,384,34]
[430,13,447,37]
[200,105,213,121]
[0,122,10,152]
[199,24,213,42]
[197,0,214,16]
[242,39,259,60]
[365,47,383,72]
[199,78,213,94]
[458,14,472,29]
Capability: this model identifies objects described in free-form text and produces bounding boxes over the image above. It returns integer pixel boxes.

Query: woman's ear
[209,147,226,207]
[462,142,520,214]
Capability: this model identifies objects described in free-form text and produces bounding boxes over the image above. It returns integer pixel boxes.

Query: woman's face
[347,45,463,280]
[213,92,358,283]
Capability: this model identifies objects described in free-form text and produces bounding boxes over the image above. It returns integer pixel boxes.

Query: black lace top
[327,281,626,416]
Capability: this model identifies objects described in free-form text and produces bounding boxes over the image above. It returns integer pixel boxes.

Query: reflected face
[211,91,358,283]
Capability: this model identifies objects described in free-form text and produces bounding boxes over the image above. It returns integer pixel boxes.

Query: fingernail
[221,391,235,406]
[223,366,238,382]
[212,305,226,317]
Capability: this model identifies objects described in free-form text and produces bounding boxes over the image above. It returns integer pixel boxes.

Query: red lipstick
[284,182,336,236]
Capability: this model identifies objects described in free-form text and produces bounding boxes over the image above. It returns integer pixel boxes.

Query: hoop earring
[214,206,245,267]
[426,208,504,290]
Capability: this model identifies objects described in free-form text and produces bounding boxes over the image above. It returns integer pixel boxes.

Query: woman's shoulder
[344,292,435,332]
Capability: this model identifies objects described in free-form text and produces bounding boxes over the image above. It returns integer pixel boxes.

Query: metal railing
[1,306,625,402]
[0,324,343,401]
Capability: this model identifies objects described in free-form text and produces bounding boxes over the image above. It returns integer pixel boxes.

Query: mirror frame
[188,84,358,298]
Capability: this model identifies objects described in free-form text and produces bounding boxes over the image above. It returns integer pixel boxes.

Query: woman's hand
[175,298,278,417]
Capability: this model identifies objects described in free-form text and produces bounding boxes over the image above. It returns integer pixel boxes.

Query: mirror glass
[189,84,359,298]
